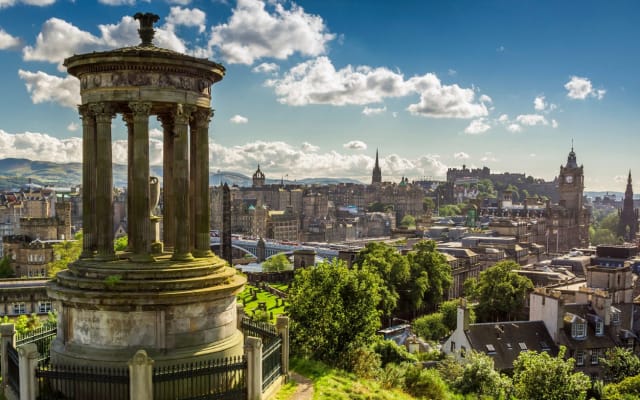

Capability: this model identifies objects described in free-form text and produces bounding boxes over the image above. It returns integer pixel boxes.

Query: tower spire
[372,148,382,185]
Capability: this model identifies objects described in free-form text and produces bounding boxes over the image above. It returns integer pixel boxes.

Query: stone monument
[47,13,245,366]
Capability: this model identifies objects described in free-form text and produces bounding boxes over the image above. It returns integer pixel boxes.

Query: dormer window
[572,321,587,339]
[595,320,604,336]
[611,307,621,325]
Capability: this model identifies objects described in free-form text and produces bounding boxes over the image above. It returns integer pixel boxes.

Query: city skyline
[0,0,638,190]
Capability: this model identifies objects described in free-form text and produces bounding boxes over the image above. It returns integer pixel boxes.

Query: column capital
[191,107,213,129]
[122,113,134,126]
[129,101,153,117]
[157,113,175,128]
[78,104,94,119]
[172,104,196,126]
[89,102,116,122]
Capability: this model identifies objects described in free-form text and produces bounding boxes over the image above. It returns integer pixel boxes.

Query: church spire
[618,169,638,241]
[372,149,382,184]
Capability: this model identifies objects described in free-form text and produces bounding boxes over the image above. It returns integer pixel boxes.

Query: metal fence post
[128,349,153,400]
[276,315,290,380]
[245,336,262,400]
[18,343,39,400]
[0,323,15,391]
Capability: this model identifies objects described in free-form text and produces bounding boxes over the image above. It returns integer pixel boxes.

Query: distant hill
[0,158,363,190]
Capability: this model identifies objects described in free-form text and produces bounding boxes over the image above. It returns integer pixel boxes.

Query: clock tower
[558,146,584,220]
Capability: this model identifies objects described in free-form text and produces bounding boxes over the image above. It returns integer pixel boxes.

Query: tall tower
[252,164,265,188]
[372,149,382,184]
[558,145,584,220]
[618,171,638,241]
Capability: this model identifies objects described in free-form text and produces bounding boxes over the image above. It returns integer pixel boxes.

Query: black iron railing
[261,337,282,391]
[35,363,130,400]
[17,321,57,364]
[241,317,279,347]
[152,356,247,400]
[7,342,20,395]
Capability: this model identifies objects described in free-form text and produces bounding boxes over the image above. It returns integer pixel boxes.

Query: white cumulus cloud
[464,118,491,134]
[506,124,522,133]
[267,56,490,119]
[516,114,548,126]
[362,106,386,116]
[0,28,22,50]
[454,152,469,160]
[252,62,280,74]
[564,76,606,100]
[0,0,55,8]
[18,69,80,108]
[166,6,206,33]
[209,0,335,65]
[230,115,248,124]
[343,140,367,150]
[66,122,79,132]
[0,129,82,162]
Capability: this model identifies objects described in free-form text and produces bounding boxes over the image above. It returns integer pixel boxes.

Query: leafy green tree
[287,259,382,364]
[466,260,533,322]
[603,374,640,400]
[47,232,82,277]
[438,204,461,216]
[423,197,435,213]
[600,347,640,383]
[0,256,15,278]
[591,228,621,246]
[114,235,128,251]
[406,240,452,313]
[355,242,410,319]
[404,364,450,400]
[372,338,417,367]
[600,213,620,232]
[512,347,591,400]
[453,351,512,399]
[262,253,292,272]
[400,214,416,228]
[367,202,386,212]
[412,312,448,341]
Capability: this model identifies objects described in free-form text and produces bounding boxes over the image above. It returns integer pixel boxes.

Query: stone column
[192,108,214,257]
[245,336,263,400]
[172,104,194,261]
[276,315,290,379]
[0,323,15,389]
[18,343,39,400]
[79,105,97,258]
[128,350,154,400]
[158,114,175,250]
[236,303,245,330]
[123,113,135,252]
[129,101,153,262]
[91,102,116,261]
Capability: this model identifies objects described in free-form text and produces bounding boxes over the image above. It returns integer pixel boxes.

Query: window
[13,303,26,315]
[612,311,621,325]
[575,350,585,366]
[572,322,587,339]
[591,349,600,365]
[518,342,528,351]
[595,320,604,336]
[485,344,496,354]
[450,341,456,352]
[38,301,52,314]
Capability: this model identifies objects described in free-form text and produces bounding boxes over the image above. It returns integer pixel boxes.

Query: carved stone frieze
[80,72,212,97]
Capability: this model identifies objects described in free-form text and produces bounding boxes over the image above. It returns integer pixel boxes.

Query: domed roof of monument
[64,12,225,79]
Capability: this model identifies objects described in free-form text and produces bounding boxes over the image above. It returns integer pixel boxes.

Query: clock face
[565,175,574,183]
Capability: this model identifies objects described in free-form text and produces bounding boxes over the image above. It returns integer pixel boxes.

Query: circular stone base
[49,329,245,367]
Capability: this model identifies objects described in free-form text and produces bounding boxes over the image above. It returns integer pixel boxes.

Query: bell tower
[558,145,584,221]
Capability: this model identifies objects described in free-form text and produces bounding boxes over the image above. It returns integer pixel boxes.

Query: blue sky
[0,0,638,191]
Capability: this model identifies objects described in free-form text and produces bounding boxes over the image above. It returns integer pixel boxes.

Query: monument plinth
[47,13,245,366]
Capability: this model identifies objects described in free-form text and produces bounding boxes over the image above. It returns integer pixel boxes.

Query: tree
[114,235,128,251]
[0,256,15,278]
[400,214,416,229]
[603,374,640,399]
[406,240,452,313]
[438,204,461,216]
[261,253,292,272]
[467,260,533,322]
[423,197,435,213]
[403,364,450,400]
[287,259,382,364]
[412,313,448,341]
[453,351,512,399]
[600,347,640,383]
[355,242,410,319]
[47,232,82,277]
[512,347,591,400]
